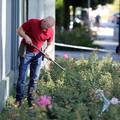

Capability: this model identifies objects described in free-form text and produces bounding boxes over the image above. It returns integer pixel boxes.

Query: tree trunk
[63,0,70,30]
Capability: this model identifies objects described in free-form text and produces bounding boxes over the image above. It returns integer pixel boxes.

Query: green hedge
[55,26,98,50]
[0,53,120,120]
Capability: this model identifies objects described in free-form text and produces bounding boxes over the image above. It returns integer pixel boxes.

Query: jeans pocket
[18,44,27,57]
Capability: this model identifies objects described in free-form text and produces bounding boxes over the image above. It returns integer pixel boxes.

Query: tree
[56,0,114,29]
[67,0,114,8]
[56,0,64,27]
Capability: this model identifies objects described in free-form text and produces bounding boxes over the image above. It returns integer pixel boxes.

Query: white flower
[110,97,120,105]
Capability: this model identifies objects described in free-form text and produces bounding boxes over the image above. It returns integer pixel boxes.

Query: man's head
[41,16,55,30]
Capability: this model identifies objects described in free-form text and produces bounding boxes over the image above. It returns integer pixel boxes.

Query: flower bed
[0,53,120,120]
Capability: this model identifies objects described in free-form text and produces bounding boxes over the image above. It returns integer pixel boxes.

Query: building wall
[0,0,11,112]
[0,0,19,112]
[0,0,2,82]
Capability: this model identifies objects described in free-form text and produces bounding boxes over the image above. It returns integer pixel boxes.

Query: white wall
[6,0,11,75]
[2,0,7,79]
[28,0,55,26]
[29,0,44,19]
[0,0,2,81]
[0,0,8,111]
[1,0,11,78]
[0,0,13,112]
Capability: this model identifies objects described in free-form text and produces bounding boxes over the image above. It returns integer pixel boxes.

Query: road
[55,22,120,61]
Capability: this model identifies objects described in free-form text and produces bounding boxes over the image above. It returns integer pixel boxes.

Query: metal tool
[32,44,65,71]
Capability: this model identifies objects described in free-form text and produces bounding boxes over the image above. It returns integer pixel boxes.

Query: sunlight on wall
[2,0,6,79]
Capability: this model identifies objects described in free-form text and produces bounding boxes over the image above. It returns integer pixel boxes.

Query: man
[15,16,55,108]
[95,15,101,27]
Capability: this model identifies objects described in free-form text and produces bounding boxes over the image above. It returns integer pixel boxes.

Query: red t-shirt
[21,19,54,53]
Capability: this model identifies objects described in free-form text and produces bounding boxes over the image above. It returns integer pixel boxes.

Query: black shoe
[28,101,36,109]
[14,100,22,108]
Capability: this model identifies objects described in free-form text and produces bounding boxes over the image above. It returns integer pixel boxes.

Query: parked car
[108,13,120,25]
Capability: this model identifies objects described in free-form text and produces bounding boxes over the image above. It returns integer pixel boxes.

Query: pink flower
[110,97,120,105]
[36,95,52,107]
[63,53,69,60]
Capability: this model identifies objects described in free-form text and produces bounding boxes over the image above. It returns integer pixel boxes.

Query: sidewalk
[92,21,119,50]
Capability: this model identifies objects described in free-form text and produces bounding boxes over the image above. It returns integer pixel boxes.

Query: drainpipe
[26,0,29,20]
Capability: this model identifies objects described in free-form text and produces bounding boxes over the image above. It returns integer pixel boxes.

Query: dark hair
[116,45,120,54]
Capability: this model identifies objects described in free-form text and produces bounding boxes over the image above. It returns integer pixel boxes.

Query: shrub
[0,53,120,120]
[55,26,98,50]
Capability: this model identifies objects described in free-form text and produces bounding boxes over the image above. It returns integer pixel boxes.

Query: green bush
[55,26,98,50]
[0,53,120,120]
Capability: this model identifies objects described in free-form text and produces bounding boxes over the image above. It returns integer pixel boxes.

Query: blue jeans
[16,51,43,102]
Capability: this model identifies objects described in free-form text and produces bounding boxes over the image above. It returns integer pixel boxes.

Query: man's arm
[44,41,53,55]
[16,27,32,45]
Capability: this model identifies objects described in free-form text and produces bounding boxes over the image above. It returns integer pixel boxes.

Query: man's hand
[44,49,50,59]
[24,35,33,45]
[45,53,51,59]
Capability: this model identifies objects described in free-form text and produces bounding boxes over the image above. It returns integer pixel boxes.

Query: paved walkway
[92,22,119,50]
